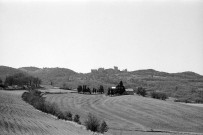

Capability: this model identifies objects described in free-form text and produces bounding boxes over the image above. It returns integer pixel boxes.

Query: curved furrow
[45,92,203,134]
[96,96,147,130]
[0,91,91,135]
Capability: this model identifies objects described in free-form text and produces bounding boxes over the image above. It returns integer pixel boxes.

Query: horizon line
[1,65,202,76]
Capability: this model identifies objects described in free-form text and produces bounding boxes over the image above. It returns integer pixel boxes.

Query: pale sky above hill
[0,0,203,74]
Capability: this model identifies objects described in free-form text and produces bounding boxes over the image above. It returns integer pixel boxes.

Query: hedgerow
[22,90,108,134]
[151,91,168,100]
[22,90,74,121]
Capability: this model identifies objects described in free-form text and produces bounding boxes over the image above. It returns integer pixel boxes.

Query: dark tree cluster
[92,85,104,94]
[77,85,91,94]
[107,81,126,96]
[136,87,147,97]
[77,85,104,94]
[151,91,168,100]
[0,78,2,84]
[92,88,97,93]
[4,73,41,89]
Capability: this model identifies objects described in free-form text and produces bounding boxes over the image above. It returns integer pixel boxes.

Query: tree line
[77,81,127,96]
[77,85,104,94]
[0,73,41,89]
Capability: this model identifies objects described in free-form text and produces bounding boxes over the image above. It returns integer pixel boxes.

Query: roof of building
[126,88,134,91]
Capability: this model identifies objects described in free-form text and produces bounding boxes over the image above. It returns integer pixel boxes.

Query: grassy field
[45,91,203,135]
[0,90,92,135]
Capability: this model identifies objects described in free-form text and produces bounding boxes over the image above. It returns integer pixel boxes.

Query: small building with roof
[126,88,134,95]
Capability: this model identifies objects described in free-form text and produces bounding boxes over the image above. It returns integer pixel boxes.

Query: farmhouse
[126,88,134,95]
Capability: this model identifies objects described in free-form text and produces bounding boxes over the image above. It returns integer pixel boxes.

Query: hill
[19,67,78,85]
[1,66,203,102]
[0,66,23,80]
[19,66,40,72]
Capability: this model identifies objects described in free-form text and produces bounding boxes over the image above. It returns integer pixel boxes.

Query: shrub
[77,85,82,93]
[64,111,72,121]
[73,114,81,124]
[84,113,100,132]
[99,121,108,133]
[174,98,192,103]
[33,98,45,110]
[195,98,203,103]
[136,87,147,97]
[43,102,60,116]
[151,92,168,100]
[57,112,66,120]
[22,90,45,110]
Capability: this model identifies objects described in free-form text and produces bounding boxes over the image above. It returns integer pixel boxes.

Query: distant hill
[19,67,77,85]
[19,66,40,72]
[1,65,203,102]
[172,71,203,79]
[0,66,23,80]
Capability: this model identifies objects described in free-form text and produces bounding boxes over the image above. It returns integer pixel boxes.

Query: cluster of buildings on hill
[91,66,128,74]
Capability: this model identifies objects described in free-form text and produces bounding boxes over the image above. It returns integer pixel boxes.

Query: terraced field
[45,92,203,135]
[0,90,92,135]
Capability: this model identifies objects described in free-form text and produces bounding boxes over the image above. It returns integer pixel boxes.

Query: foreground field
[0,90,92,135]
[45,92,203,135]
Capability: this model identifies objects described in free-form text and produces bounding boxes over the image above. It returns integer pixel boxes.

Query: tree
[151,92,168,100]
[4,73,41,89]
[73,114,81,124]
[50,81,53,86]
[77,85,82,93]
[116,81,126,95]
[84,113,100,132]
[98,85,104,94]
[119,81,123,87]
[4,76,14,86]
[64,111,72,121]
[107,88,110,95]
[0,78,2,84]
[100,121,108,133]
[136,87,146,97]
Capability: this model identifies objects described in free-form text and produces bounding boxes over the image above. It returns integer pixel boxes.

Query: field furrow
[45,91,203,135]
[0,90,92,135]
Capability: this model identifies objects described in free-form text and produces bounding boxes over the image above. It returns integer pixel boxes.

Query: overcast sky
[0,0,203,74]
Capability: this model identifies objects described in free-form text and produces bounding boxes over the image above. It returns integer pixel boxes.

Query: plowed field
[0,90,91,135]
[45,92,203,135]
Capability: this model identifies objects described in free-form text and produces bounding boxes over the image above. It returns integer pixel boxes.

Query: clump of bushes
[64,111,73,121]
[22,90,45,110]
[22,90,79,122]
[136,87,147,97]
[151,91,168,100]
[195,98,203,103]
[84,113,108,133]
[22,90,109,133]
[100,121,109,133]
[43,102,60,116]
[73,114,81,124]
[174,98,192,103]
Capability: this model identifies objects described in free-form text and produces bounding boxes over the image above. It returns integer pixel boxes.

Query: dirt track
[45,92,203,135]
[0,90,92,135]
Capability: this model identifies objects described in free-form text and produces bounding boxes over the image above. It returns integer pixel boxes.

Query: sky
[0,0,203,74]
